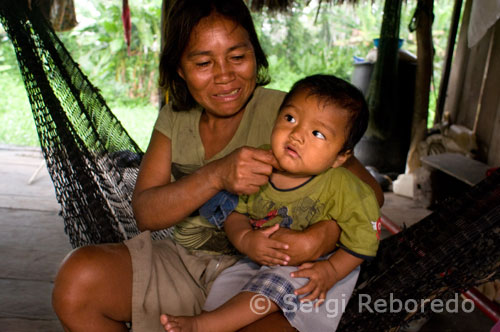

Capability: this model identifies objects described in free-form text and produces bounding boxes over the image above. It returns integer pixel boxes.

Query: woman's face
[177,14,257,117]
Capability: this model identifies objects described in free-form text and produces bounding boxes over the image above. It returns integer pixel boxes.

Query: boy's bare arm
[326,249,364,284]
[225,212,290,266]
[224,212,254,250]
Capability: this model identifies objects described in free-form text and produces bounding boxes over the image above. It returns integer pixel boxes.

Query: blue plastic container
[373,38,404,49]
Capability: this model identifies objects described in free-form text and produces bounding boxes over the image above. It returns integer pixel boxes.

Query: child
[161,74,380,332]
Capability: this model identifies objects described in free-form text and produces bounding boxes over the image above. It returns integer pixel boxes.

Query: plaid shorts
[204,257,360,332]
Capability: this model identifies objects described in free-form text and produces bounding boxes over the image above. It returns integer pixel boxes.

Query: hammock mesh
[1,2,499,330]
[338,169,500,330]
[0,1,171,247]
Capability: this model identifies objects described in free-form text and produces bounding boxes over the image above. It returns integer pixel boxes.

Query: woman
[52,1,383,331]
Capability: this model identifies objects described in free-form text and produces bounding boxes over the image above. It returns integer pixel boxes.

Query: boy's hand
[291,260,338,306]
[239,224,290,266]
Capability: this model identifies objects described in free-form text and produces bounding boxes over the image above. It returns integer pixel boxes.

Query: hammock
[1,2,499,331]
[1,1,172,247]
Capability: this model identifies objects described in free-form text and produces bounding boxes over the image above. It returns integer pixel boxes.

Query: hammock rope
[0,1,170,247]
[1,2,498,330]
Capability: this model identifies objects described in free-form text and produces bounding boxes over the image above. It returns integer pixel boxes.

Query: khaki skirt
[124,231,238,332]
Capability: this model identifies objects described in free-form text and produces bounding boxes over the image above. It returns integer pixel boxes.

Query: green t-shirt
[236,167,380,259]
[153,86,286,253]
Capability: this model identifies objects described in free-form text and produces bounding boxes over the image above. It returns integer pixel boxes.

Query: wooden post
[158,0,172,110]
[406,0,434,173]
[355,0,413,173]
[435,0,463,125]
[365,0,403,140]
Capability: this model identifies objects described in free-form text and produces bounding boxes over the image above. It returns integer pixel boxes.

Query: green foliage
[58,0,161,102]
[253,0,454,123]
[0,0,457,147]
[253,2,382,91]
[0,69,38,147]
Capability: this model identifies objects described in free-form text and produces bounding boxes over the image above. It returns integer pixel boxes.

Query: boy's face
[271,89,351,176]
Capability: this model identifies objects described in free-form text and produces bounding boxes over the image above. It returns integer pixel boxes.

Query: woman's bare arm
[343,156,384,207]
[132,131,217,230]
[132,131,279,231]
[271,220,341,266]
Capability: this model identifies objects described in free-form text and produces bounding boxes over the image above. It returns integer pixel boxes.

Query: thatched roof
[248,0,364,12]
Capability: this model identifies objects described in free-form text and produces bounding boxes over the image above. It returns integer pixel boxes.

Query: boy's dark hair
[159,0,270,111]
[281,74,369,154]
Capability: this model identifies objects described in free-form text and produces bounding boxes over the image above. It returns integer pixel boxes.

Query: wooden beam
[365,0,403,140]
[406,0,434,173]
[435,0,463,124]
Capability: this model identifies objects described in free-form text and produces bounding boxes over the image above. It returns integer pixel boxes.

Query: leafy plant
[0,0,457,147]
[58,0,161,103]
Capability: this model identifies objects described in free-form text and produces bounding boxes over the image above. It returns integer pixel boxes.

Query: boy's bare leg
[161,292,279,332]
[52,243,132,331]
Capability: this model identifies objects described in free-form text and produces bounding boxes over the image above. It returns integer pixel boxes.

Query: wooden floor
[0,145,495,331]
[0,145,70,331]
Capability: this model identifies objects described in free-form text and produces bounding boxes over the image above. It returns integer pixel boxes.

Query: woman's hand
[210,147,280,195]
[270,220,340,266]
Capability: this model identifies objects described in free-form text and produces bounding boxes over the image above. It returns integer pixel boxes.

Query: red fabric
[122,0,131,54]
[487,167,499,177]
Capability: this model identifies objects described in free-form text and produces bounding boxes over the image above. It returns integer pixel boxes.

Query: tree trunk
[406,0,434,173]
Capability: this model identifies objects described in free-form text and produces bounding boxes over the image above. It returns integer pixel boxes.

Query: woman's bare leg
[52,243,132,332]
[238,312,297,332]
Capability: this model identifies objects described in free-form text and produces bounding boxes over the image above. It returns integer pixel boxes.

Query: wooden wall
[443,0,500,167]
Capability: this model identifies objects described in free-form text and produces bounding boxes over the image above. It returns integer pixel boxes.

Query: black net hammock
[1,2,499,331]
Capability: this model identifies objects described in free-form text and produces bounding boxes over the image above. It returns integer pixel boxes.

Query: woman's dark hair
[159,0,270,111]
[281,74,369,154]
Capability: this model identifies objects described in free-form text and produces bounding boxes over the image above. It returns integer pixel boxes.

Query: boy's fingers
[291,266,312,278]
[264,249,290,265]
[300,288,321,303]
[297,262,314,270]
[294,280,315,296]
[269,239,289,250]
[261,224,280,237]
[315,294,327,307]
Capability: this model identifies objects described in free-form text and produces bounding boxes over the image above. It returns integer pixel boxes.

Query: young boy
[161,74,380,332]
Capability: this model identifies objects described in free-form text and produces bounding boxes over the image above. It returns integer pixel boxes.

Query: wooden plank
[457,29,491,128]
[477,22,500,166]
[420,153,490,186]
[444,0,471,122]
[488,102,500,166]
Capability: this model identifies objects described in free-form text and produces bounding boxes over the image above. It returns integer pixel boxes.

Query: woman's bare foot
[160,314,201,332]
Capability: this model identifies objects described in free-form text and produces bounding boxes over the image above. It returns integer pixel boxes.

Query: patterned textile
[242,270,299,320]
